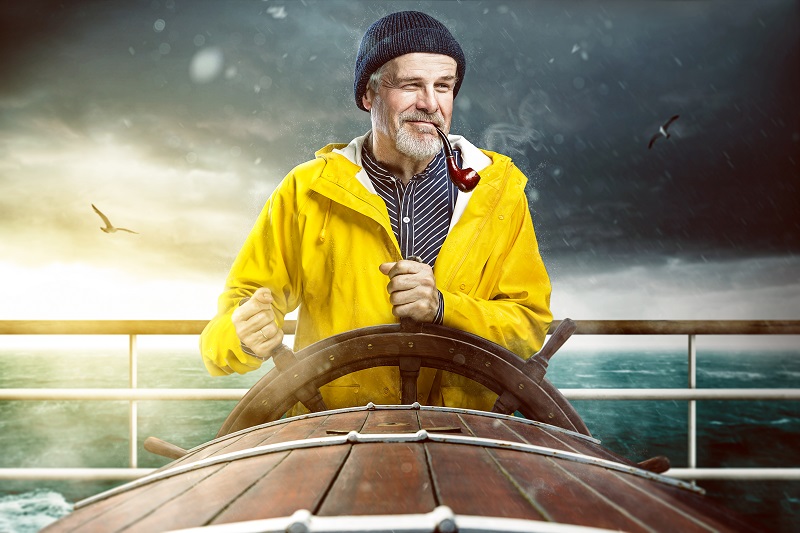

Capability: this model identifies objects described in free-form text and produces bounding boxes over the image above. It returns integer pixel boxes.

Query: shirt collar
[361,139,447,184]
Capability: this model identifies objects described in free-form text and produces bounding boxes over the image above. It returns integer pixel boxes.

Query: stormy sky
[0,0,798,324]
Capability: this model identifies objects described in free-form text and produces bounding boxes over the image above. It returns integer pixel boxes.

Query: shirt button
[403,216,411,223]
[460,283,466,290]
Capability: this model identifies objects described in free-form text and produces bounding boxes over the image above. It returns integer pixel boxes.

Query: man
[200,11,552,412]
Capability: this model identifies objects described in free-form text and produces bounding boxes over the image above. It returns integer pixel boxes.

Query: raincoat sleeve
[199,173,303,375]
[439,193,553,360]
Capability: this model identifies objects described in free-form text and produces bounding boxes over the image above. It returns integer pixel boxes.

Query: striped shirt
[362,142,462,325]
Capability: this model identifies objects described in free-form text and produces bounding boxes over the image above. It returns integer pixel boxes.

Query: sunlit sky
[0,1,798,345]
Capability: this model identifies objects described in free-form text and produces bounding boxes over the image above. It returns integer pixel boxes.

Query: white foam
[0,490,72,533]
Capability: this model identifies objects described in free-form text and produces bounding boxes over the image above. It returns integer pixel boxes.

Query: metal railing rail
[0,319,798,483]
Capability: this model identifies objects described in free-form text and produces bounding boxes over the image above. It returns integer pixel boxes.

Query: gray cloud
[0,0,797,319]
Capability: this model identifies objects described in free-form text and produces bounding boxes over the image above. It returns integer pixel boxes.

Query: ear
[362,88,374,111]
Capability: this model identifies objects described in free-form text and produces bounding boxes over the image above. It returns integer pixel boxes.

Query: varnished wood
[211,446,351,524]
[399,356,421,404]
[499,417,638,467]
[617,468,760,532]
[143,437,188,460]
[361,409,421,434]
[556,460,726,532]
[490,449,650,531]
[307,411,369,438]
[45,407,756,532]
[417,410,465,433]
[425,442,544,520]
[53,464,226,532]
[123,454,289,532]
[637,456,671,474]
[317,442,435,516]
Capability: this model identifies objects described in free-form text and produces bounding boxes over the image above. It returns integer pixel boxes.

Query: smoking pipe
[435,126,481,192]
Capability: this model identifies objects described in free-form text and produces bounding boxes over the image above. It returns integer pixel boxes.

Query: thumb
[379,262,396,276]
[253,287,274,307]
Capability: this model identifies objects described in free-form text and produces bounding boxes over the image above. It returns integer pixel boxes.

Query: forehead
[384,53,457,79]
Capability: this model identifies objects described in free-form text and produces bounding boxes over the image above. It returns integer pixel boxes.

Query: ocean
[0,340,798,532]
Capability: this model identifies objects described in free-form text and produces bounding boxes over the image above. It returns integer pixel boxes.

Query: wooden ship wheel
[218,318,588,437]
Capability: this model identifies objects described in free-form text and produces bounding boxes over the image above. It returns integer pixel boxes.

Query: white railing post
[688,333,697,472]
[129,334,138,469]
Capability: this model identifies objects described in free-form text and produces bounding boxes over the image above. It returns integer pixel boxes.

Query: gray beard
[395,124,443,160]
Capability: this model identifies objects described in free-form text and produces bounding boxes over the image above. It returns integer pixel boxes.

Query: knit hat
[354,11,466,111]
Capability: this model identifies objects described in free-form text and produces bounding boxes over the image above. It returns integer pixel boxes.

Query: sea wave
[770,418,796,426]
[0,490,72,533]
[698,370,765,381]
[604,369,662,375]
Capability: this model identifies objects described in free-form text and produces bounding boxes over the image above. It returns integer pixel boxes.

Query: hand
[231,287,284,359]
[379,260,439,323]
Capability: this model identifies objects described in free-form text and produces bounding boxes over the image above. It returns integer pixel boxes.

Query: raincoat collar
[322,131,494,232]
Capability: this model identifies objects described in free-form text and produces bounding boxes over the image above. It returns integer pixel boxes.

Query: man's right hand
[231,287,284,360]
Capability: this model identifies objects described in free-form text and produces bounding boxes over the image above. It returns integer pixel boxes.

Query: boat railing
[0,319,798,483]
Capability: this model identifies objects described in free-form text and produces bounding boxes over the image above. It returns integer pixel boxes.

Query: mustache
[399,112,445,128]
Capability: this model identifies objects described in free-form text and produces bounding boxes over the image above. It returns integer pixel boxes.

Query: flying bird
[648,114,680,149]
[92,204,139,234]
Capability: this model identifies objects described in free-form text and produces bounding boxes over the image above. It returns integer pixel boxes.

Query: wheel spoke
[399,357,421,404]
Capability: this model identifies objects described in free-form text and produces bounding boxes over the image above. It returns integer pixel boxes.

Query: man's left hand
[379,259,439,323]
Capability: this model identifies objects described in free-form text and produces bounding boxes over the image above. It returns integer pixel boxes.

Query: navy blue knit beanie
[354,11,466,111]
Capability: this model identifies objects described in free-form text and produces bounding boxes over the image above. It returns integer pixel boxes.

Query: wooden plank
[40,480,158,532]
[317,442,435,516]
[119,454,290,532]
[163,417,324,475]
[212,445,351,524]
[417,410,466,433]
[425,442,544,520]
[491,448,651,531]
[613,469,759,532]
[458,413,528,443]
[361,409,421,434]
[504,418,638,466]
[254,415,327,445]
[167,425,284,469]
[309,410,369,437]
[67,465,225,532]
[554,460,716,532]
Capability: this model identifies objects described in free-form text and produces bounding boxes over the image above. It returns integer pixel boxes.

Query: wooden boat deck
[43,405,756,533]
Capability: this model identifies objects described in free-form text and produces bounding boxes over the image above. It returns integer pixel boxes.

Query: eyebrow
[391,74,458,84]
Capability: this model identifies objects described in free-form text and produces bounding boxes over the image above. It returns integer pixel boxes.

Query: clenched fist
[379,259,440,323]
[231,287,284,360]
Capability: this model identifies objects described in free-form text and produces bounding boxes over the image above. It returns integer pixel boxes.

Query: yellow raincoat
[200,133,552,412]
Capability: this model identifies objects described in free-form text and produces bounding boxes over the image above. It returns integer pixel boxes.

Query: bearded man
[200,11,552,413]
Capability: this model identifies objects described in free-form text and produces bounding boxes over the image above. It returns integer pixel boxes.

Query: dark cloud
[0,0,798,288]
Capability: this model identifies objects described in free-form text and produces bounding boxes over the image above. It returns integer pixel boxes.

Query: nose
[416,86,439,114]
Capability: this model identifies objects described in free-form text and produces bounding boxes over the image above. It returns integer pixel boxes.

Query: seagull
[648,114,680,149]
[92,204,139,234]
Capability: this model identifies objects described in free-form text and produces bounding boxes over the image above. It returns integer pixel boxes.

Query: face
[362,53,457,162]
